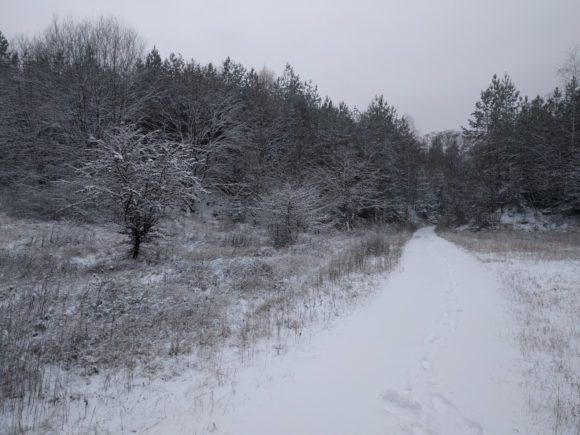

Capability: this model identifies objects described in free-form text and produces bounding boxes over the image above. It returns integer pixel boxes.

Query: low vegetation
[0,213,410,432]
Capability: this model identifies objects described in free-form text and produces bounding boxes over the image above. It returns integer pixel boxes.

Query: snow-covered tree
[414,169,440,223]
[0,31,8,58]
[463,74,522,215]
[314,147,381,230]
[78,125,202,258]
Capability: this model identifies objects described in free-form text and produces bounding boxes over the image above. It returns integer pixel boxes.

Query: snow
[498,206,567,232]
[456,207,575,233]
[64,227,539,434]
[484,256,580,433]
[70,254,99,268]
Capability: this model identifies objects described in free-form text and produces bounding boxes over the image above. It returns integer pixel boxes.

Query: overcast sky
[1,0,579,134]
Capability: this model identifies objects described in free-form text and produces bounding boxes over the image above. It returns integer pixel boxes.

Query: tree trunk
[132,231,141,259]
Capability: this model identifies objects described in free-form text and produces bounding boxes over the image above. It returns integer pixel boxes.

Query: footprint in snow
[423,333,438,345]
[381,390,484,435]
[429,393,483,435]
[430,393,456,414]
[382,390,423,418]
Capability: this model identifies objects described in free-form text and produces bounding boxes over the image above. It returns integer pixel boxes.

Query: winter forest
[1,14,580,435]
[1,17,579,245]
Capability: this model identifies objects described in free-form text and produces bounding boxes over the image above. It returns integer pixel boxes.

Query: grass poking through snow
[440,229,580,434]
[0,213,410,433]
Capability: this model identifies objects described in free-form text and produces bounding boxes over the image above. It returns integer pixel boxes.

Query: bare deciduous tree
[78,125,202,258]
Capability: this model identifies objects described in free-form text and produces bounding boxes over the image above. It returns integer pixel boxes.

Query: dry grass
[438,229,580,262]
[0,214,410,433]
[236,228,410,361]
[439,228,580,434]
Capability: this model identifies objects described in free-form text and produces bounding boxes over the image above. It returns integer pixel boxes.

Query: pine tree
[463,74,522,218]
[0,31,8,58]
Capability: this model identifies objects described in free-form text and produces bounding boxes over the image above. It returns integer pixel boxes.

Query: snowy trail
[157,227,534,434]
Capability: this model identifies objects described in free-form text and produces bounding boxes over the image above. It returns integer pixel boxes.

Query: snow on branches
[78,124,203,257]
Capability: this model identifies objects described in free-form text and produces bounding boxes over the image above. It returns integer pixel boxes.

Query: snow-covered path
[162,227,534,434]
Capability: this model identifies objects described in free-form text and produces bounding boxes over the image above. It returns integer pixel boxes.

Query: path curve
[165,228,533,434]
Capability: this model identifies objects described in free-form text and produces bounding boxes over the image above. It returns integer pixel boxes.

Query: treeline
[0,17,425,252]
[0,17,578,252]
[427,71,580,227]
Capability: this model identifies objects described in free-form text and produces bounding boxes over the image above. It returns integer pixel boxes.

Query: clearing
[88,227,538,434]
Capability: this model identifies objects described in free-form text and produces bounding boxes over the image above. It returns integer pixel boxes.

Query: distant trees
[0,30,14,186]
[429,131,467,225]
[19,16,144,138]
[1,17,430,242]
[0,18,145,213]
[558,47,579,153]
[1,16,579,250]
[414,168,440,224]
[0,31,8,58]
[315,146,380,231]
[463,74,522,218]
[358,96,421,223]
[558,47,580,212]
[428,65,580,227]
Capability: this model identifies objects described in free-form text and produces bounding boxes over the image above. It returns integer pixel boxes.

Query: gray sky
[1,0,579,134]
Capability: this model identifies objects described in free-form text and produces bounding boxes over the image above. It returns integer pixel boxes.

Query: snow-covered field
[443,229,580,435]
[62,227,544,434]
[3,220,579,434]
[176,227,533,435]
[0,214,409,433]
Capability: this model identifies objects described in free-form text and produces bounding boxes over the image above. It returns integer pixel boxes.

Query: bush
[255,183,328,247]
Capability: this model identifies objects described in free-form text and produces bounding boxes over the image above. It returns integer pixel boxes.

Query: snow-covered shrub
[254,183,328,247]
